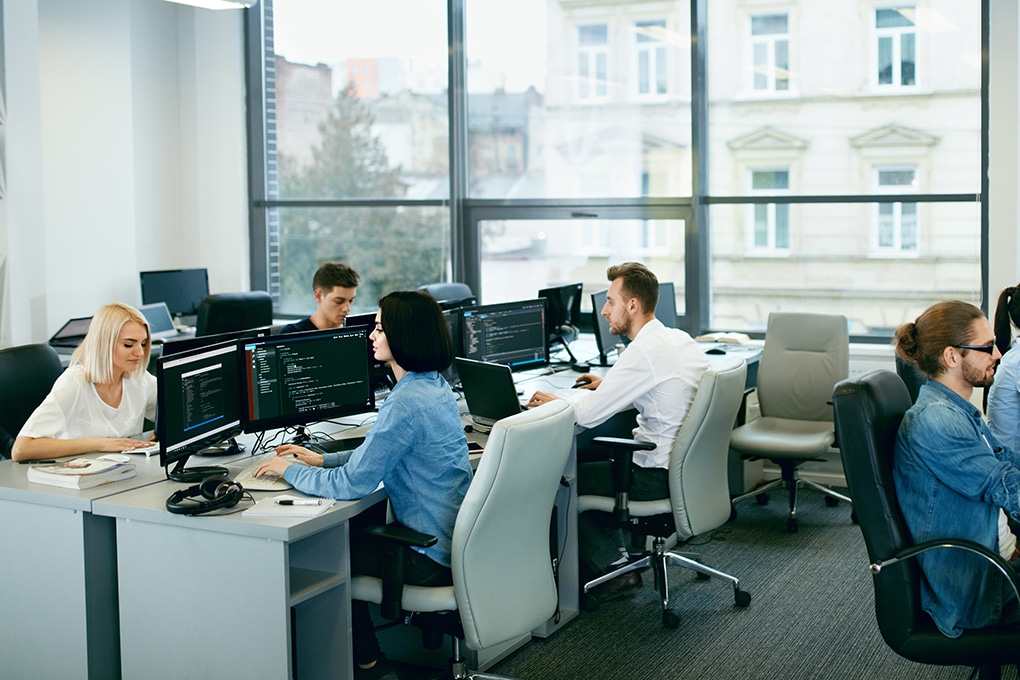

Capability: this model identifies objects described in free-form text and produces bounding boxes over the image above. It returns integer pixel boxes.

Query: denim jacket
[284,371,473,567]
[893,380,1020,637]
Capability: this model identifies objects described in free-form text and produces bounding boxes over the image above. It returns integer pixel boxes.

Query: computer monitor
[239,328,375,444]
[140,268,210,318]
[460,298,548,371]
[156,340,244,483]
[655,282,678,329]
[538,282,584,365]
[442,308,463,385]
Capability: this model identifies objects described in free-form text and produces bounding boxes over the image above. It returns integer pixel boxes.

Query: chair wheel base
[695,571,711,581]
[825,495,840,507]
[735,589,752,607]
[662,609,680,628]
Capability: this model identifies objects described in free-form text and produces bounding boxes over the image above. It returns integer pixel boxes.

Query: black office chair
[831,369,1020,679]
[577,358,751,628]
[894,355,928,404]
[417,282,475,311]
[195,291,273,337]
[0,343,64,458]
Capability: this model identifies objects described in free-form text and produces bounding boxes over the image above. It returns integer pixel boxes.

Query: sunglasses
[953,341,996,354]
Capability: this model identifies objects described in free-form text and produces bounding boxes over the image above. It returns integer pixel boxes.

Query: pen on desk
[18,460,57,465]
[275,499,321,506]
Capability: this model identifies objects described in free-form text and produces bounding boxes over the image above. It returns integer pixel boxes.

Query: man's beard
[962,360,995,389]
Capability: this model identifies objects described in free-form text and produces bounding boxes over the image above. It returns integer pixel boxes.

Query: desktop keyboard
[231,452,307,492]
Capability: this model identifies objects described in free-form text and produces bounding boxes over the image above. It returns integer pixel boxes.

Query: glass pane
[478,218,686,320]
[775,204,790,248]
[466,0,692,198]
[751,14,788,36]
[877,8,915,29]
[901,32,916,86]
[753,205,768,247]
[709,1,980,195]
[710,201,981,336]
[269,0,449,201]
[753,43,768,90]
[275,206,450,315]
[775,40,789,90]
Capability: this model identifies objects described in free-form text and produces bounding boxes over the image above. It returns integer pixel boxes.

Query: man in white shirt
[529,262,708,602]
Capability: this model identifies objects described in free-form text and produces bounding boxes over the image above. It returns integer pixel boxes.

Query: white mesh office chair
[577,357,752,628]
[729,311,850,533]
[350,400,575,679]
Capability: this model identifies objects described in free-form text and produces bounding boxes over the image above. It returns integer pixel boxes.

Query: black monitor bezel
[140,268,210,317]
[238,327,376,435]
[459,298,549,371]
[159,325,273,358]
[156,338,244,480]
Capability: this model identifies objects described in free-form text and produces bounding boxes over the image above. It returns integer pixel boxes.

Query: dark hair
[378,290,453,373]
[993,285,1020,356]
[606,262,659,315]
[894,300,985,378]
[313,262,359,291]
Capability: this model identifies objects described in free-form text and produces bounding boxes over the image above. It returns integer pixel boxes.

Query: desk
[93,479,386,680]
[0,454,173,680]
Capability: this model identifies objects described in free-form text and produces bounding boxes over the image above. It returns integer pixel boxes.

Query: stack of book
[27,458,137,489]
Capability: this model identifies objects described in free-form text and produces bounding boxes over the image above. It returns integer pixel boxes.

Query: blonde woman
[12,303,157,461]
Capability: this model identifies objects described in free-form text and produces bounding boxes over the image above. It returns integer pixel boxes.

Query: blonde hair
[71,303,151,384]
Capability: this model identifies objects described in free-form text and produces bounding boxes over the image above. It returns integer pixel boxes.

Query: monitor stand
[195,437,246,457]
[550,333,590,372]
[167,455,229,484]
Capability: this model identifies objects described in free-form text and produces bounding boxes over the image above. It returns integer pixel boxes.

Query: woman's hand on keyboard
[274,444,324,467]
[254,456,295,479]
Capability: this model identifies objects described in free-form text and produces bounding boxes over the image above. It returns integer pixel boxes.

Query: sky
[272,0,548,91]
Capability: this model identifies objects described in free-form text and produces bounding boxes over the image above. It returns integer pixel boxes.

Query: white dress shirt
[572,319,708,469]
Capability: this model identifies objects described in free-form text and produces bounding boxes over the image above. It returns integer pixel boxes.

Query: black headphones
[166,477,246,516]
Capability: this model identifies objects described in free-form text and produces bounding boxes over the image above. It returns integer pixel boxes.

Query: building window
[750,14,789,93]
[874,166,918,253]
[748,169,790,252]
[578,24,608,100]
[876,7,916,88]
[635,20,668,97]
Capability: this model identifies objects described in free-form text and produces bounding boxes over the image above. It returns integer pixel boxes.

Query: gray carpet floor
[485,489,1018,680]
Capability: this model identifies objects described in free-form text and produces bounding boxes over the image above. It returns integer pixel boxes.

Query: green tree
[276,87,447,313]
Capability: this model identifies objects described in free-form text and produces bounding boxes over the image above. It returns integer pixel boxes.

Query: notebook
[48,316,93,349]
[455,357,527,427]
[138,302,188,342]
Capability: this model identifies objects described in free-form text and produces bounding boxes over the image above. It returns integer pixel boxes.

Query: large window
[250,0,986,339]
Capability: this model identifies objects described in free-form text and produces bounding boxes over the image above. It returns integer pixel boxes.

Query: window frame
[873,5,919,90]
[749,12,791,95]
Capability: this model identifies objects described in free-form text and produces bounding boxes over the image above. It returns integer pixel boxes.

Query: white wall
[1,0,249,347]
[989,0,1020,301]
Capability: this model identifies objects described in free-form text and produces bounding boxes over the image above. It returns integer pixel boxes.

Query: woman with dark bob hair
[255,290,472,680]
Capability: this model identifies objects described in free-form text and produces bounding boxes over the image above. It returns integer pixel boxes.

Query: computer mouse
[572,377,593,389]
[706,347,726,355]
[98,453,131,464]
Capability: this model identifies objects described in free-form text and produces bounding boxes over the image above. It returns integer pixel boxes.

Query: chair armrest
[591,437,656,523]
[737,387,755,427]
[872,538,1020,602]
[358,523,438,620]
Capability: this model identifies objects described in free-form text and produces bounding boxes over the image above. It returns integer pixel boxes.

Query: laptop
[455,357,527,427]
[48,316,93,349]
[139,302,188,342]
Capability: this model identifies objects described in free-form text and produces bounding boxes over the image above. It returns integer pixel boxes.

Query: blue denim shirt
[893,380,1020,637]
[284,371,473,567]
[988,340,1020,450]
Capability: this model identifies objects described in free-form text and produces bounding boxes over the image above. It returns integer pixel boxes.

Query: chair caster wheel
[755,493,769,505]
[662,609,680,629]
[735,589,752,607]
[851,509,859,524]
[825,496,839,507]
[786,517,799,533]
[695,571,710,581]
[581,593,600,612]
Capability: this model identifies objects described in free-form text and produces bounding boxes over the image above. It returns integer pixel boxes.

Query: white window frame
[634,20,668,98]
[746,168,791,255]
[871,165,919,256]
[578,23,609,101]
[873,6,918,90]
[749,13,790,95]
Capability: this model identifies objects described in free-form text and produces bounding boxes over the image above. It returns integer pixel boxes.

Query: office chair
[417,282,475,310]
[577,357,752,629]
[350,400,575,679]
[729,311,850,533]
[195,291,273,337]
[832,370,1020,680]
[0,344,64,458]
[894,355,928,404]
